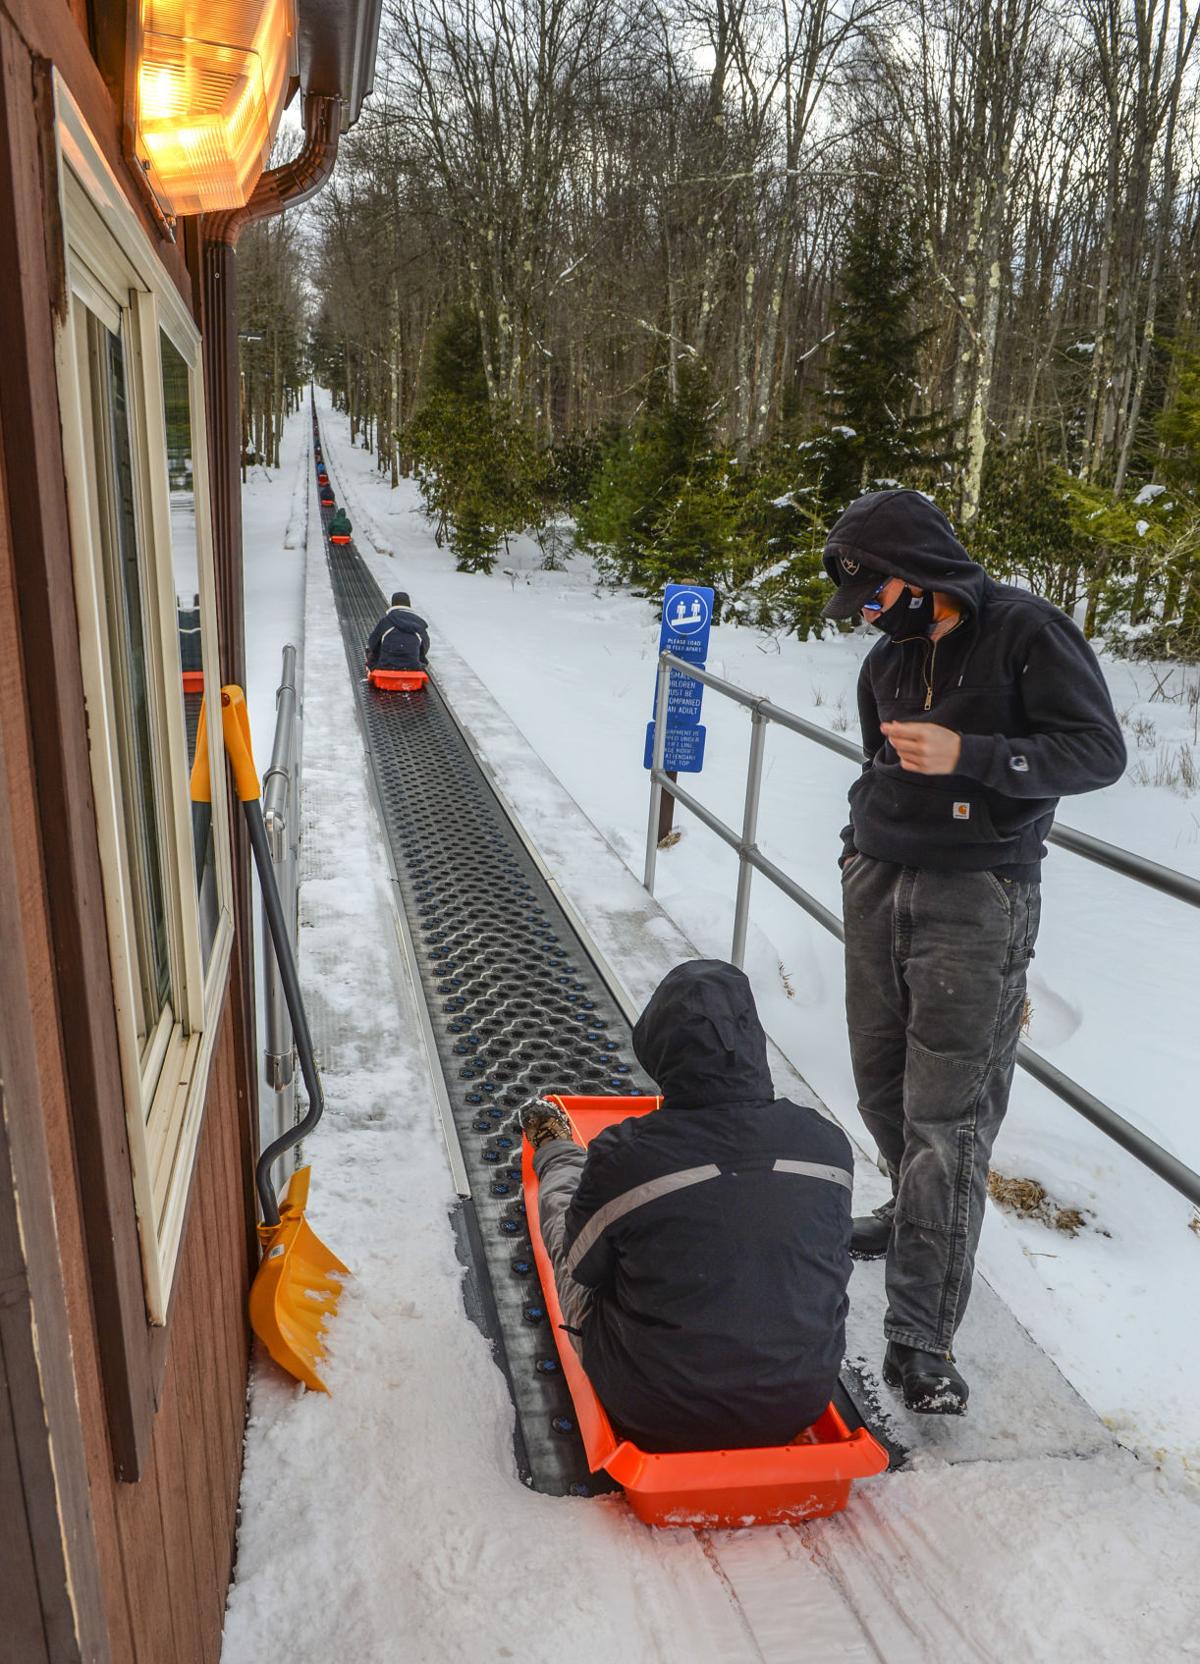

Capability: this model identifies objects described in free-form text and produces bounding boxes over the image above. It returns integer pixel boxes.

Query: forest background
[238,0,1200,656]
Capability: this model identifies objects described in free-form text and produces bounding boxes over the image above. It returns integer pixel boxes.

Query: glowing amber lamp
[136,0,296,216]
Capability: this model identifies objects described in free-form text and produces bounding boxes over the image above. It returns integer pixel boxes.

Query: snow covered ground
[221,400,1200,1664]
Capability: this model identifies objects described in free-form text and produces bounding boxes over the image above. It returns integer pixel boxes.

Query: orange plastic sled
[523,1095,889,1527]
[330,533,351,544]
[368,668,428,691]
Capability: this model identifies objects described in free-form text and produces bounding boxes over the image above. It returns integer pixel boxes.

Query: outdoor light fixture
[134,0,298,217]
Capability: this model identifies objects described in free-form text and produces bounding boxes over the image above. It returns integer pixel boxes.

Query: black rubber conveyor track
[313,418,655,1493]
[310,413,893,1493]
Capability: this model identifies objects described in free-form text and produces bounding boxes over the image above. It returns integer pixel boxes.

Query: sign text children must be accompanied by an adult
[643,585,714,773]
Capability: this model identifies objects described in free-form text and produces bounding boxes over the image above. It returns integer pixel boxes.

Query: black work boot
[882,1342,969,1415]
[850,1211,893,1260]
[518,1095,573,1151]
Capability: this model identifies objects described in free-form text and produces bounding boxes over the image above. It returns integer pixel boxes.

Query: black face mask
[870,587,934,638]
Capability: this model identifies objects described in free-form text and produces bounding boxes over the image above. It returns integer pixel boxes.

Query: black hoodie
[562,960,853,1453]
[825,491,1126,874]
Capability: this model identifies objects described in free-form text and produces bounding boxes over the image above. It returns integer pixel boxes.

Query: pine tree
[1147,342,1200,653]
[577,364,746,609]
[820,187,950,504]
[403,310,541,572]
[426,305,490,403]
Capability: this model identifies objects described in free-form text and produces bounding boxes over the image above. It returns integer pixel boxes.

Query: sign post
[644,585,714,849]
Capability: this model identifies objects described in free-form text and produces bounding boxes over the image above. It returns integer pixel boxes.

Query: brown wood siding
[0,376,252,1656]
[101,1024,250,1664]
[0,3,257,1660]
[0,427,109,1664]
[0,676,252,1664]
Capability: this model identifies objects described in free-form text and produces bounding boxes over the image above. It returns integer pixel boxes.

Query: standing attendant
[823,489,1125,1414]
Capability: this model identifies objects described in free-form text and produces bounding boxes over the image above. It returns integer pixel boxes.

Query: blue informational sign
[658,585,714,664]
[644,722,706,773]
[661,666,704,726]
[646,584,714,775]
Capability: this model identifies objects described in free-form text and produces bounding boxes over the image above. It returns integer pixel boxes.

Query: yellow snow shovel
[209,685,349,1392]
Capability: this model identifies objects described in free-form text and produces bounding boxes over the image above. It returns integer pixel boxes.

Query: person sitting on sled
[365,591,430,674]
[520,959,853,1453]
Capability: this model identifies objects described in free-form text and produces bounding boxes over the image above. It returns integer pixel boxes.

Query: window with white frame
[55,87,234,1324]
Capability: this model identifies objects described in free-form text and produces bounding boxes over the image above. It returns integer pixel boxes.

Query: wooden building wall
[0,2,257,1659]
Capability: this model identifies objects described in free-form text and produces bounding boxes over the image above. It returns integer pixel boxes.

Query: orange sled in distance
[368,668,428,691]
[215,687,348,1392]
[523,1095,888,1527]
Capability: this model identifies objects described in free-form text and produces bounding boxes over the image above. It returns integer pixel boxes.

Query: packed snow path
[220,408,1200,1663]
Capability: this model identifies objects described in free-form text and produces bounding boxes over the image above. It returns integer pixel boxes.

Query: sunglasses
[860,580,888,614]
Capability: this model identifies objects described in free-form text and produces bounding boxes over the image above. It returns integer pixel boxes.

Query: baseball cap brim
[822,570,887,621]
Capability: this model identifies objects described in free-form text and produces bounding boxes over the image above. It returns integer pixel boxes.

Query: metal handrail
[644,650,1200,1208]
[261,645,302,1181]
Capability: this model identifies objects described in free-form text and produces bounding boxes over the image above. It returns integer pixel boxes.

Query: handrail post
[731,707,767,968]
[643,652,671,893]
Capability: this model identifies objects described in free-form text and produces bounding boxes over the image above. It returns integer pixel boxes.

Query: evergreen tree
[579,367,840,626]
[968,440,1087,610]
[403,309,542,573]
[1141,342,1200,655]
[820,186,950,504]
[426,305,490,403]
[577,365,748,613]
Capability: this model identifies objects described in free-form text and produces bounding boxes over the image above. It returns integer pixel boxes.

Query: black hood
[824,490,986,616]
[632,960,774,1108]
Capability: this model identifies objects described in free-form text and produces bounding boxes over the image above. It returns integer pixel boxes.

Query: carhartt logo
[840,556,861,576]
[953,801,971,820]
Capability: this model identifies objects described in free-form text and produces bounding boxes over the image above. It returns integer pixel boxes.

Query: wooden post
[657,771,677,843]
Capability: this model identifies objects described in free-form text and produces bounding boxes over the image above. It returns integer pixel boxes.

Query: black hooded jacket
[562,961,853,1453]
[825,491,1126,875]
[365,606,430,671]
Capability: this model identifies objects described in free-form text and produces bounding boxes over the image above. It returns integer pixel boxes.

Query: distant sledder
[366,591,430,691]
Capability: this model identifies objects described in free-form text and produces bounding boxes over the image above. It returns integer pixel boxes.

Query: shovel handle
[221,686,323,1230]
[190,698,213,891]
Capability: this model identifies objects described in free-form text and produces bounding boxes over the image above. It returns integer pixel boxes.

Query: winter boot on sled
[518,1096,574,1150]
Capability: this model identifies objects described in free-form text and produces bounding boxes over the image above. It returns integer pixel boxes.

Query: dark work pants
[841,857,1040,1354]
[532,1139,593,1347]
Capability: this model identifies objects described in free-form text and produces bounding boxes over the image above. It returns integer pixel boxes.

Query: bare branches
[305,0,1200,507]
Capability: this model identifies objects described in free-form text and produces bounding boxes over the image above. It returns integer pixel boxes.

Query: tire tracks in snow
[796,1492,1003,1664]
[681,1503,1010,1664]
